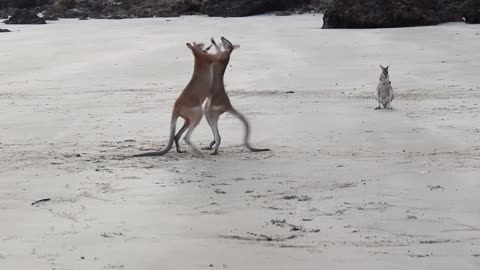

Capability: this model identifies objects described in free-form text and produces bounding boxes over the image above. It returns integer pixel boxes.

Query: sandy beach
[1,15,480,269]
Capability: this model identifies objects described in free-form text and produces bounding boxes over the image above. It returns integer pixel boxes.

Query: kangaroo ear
[186,43,193,49]
[221,36,233,47]
[385,65,390,69]
[379,65,385,69]
[210,37,217,46]
[204,44,213,52]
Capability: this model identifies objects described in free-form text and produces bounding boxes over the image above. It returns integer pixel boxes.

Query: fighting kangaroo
[374,65,394,110]
[133,42,218,157]
[201,37,270,155]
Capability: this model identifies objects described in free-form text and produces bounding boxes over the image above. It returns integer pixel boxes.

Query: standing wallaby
[133,41,219,157]
[374,65,394,110]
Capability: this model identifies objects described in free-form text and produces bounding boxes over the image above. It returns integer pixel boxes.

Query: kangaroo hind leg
[174,119,189,153]
[183,110,204,156]
[202,111,217,150]
[208,113,222,155]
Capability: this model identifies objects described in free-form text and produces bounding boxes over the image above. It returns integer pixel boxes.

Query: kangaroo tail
[229,108,270,152]
[133,114,178,157]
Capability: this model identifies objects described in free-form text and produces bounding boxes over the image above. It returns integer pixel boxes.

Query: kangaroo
[133,42,218,157]
[194,37,270,155]
[374,65,394,110]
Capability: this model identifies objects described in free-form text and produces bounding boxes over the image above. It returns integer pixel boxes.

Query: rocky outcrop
[78,13,88,19]
[201,0,310,17]
[41,0,202,19]
[126,0,202,18]
[0,28,10,32]
[464,0,480,24]
[438,0,466,22]
[306,0,333,12]
[0,0,49,9]
[43,15,59,20]
[322,0,442,29]
[0,7,14,18]
[322,0,480,28]
[3,9,46,24]
[0,0,332,19]
[0,0,471,24]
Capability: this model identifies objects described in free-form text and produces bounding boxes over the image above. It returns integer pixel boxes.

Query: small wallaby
[374,65,394,110]
[132,42,220,157]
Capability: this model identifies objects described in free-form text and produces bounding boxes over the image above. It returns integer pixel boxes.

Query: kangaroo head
[209,37,240,65]
[220,36,240,51]
[379,65,390,80]
[210,38,222,53]
[209,37,240,53]
[186,41,216,64]
[203,44,213,53]
[186,42,212,52]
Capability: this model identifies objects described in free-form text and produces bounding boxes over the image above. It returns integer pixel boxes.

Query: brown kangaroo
[202,37,270,155]
[133,42,218,157]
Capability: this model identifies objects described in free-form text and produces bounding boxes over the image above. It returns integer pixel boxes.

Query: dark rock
[153,9,181,17]
[78,13,88,20]
[274,10,294,16]
[43,4,89,19]
[201,0,309,17]
[63,8,84,18]
[323,0,442,29]
[464,0,480,24]
[43,15,59,21]
[76,0,92,9]
[438,0,466,22]
[0,28,11,32]
[54,0,76,11]
[105,14,125,20]
[4,9,46,24]
[0,0,334,19]
[182,10,203,15]
[135,0,200,18]
[307,0,333,12]
[0,0,48,9]
[171,0,202,14]
[84,0,186,19]
[0,7,17,19]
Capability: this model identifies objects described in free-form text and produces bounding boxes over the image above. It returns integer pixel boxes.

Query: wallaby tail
[132,114,178,157]
[229,108,270,152]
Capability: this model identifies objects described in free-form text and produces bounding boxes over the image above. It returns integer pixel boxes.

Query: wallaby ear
[221,36,240,50]
[385,65,390,69]
[379,65,385,69]
[186,43,193,49]
[204,44,213,52]
[211,37,222,52]
[221,36,233,47]
[210,37,217,46]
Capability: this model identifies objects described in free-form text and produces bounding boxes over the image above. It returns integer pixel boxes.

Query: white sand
[1,15,480,269]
